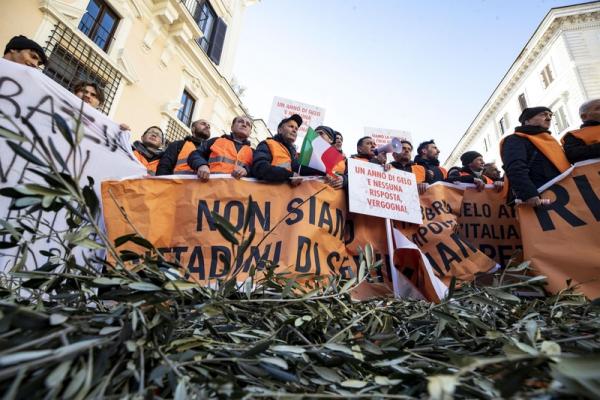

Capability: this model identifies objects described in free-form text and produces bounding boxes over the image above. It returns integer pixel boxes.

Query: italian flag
[298,127,345,175]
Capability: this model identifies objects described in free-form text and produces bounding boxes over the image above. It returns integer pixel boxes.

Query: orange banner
[396,184,496,286]
[102,178,348,283]
[517,160,600,299]
[458,189,522,267]
[101,178,515,301]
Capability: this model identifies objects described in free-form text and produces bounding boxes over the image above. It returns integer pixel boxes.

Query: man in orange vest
[156,119,211,175]
[447,151,503,191]
[414,140,447,183]
[132,126,164,175]
[562,99,600,163]
[390,140,427,194]
[188,116,253,181]
[483,162,502,182]
[500,107,571,207]
[351,137,390,168]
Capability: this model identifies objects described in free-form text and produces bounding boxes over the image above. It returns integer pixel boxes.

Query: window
[195,1,217,53]
[78,0,119,51]
[182,0,228,64]
[177,90,196,127]
[44,22,123,114]
[553,106,569,133]
[540,64,554,88]
[518,93,527,111]
[498,116,508,135]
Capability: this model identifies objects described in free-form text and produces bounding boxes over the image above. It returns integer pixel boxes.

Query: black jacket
[501,125,563,201]
[562,120,600,164]
[132,141,163,163]
[187,134,252,173]
[446,166,484,184]
[390,160,416,173]
[414,155,445,183]
[252,134,324,182]
[156,136,204,175]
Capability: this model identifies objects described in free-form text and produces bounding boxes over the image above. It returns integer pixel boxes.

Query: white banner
[267,96,325,141]
[363,126,412,162]
[347,158,422,224]
[0,58,146,270]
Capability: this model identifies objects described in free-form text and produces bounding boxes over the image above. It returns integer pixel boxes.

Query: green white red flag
[298,127,345,175]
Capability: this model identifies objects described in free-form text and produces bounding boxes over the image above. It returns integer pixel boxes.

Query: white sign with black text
[348,158,422,224]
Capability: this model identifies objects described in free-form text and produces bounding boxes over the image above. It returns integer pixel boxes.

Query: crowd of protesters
[4,35,600,206]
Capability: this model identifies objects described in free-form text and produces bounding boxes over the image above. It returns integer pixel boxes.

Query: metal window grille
[43,22,123,114]
[166,117,191,145]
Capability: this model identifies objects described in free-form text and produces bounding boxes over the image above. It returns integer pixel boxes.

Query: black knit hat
[315,125,335,142]
[460,150,483,166]
[278,114,303,129]
[518,107,552,124]
[4,35,48,65]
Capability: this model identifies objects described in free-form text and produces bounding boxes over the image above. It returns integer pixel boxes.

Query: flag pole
[385,218,401,298]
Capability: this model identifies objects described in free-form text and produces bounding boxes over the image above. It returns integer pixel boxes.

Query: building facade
[0,0,271,144]
[445,1,600,168]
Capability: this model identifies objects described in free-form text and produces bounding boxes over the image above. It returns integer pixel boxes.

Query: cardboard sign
[267,96,325,140]
[364,126,412,162]
[347,158,422,224]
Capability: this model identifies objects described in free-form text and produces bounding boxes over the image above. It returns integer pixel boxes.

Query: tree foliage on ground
[0,111,599,399]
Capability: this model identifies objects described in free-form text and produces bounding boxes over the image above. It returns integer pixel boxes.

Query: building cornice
[445,2,600,167]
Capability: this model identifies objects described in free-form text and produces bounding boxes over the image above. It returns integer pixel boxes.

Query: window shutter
[209,17,227,65]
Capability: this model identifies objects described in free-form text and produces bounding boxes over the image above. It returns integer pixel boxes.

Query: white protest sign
[0,59,146,270]
[364,126,412,162]
[267,96,325,141]
[348,158,422,224]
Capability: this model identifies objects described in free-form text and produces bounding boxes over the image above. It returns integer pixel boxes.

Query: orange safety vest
[500,131,570,173]
[133,150,160,175]
[411,165,426,183]
[265,139,292,171]
[459,171,493,184]
[208,137,253,174]
[561,125,600,145]
[173,141,197,174]
[332,157,346,175]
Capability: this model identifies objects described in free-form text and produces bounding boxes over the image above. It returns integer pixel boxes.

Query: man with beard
[132,126,164,175]
[156,119,211,175]
[500,107,571,206]
[414,140,447,183]
[561,99,600,163]
[188,116,253,181]
[447,151,503,191]
[390,140,427,194]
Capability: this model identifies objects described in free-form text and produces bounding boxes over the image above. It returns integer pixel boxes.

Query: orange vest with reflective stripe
[562,125,600,145]
[265,139,292,171]
[173,141,197,174]
[500,131,570,173]
[133,150,160,175]
[208,137,253,174]
[459,171,493,184]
